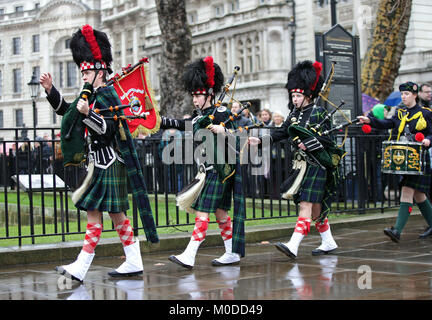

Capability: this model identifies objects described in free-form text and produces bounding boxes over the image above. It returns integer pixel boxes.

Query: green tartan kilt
[399,152,431,194]
[191,171,233,213]
[75,160,129,213]
[294,163,328,204]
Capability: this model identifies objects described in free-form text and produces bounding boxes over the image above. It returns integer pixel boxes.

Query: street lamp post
[330,0,338,26]
[27,72,40,139]
[286,0,296,69]
[288,18,297,68]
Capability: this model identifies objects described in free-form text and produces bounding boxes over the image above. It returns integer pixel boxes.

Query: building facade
[0,0,431,141]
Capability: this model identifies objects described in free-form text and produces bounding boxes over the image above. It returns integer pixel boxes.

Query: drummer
[358,81,432,242]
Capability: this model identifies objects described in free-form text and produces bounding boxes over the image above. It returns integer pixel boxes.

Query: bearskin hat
[182,56,224,95]
[70,24,113,74]
[286,60,324,100]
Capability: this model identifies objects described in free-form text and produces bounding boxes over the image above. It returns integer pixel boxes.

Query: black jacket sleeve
[267,117,290,143]
[45,85,70,116]
[160,110,198,131]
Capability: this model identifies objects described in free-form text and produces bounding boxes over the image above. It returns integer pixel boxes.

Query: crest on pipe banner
[112,61,160,137]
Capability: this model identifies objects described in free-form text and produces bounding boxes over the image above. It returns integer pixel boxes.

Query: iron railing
[0,126,401,246]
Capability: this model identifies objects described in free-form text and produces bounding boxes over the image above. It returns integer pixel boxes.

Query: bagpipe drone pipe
[177,66,264,212]
[193,65,265,183]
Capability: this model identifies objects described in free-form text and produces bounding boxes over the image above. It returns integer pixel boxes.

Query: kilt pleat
[295,164,328,204]
[400,151,431,194]
[75,160,129,213]
[191,171,233,213]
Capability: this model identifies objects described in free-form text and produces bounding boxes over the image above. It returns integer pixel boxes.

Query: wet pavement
[1,218,432,300]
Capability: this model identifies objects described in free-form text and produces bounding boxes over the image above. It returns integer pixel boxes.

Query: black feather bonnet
[70,24,113,74]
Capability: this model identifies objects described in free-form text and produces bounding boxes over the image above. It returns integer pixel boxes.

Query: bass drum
[381,141,424,175]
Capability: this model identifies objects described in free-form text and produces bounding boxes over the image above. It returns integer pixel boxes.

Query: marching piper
[159,56,246,269]
[358,81,432,242]
[249,60,340,259]
[48,25,158,282]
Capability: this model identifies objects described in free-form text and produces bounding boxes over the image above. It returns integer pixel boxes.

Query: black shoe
[383,227,400,243]
[168,255,193,270]
[311,248,337,256]
[55,266,83,283]
[419,226,432,239]
[275,242,296,259]
[211,259,240,266]
[107,270,143,278]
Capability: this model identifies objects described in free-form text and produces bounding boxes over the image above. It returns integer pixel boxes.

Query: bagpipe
[60,82,95,167]
[60,58,160,167]
[196,65,264,181]
[195,65,264,133]
[177,66,263,213]
[285,62,359,171]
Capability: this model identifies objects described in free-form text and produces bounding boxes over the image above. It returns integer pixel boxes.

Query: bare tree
[361,0,412,102]
[155,0,192,118]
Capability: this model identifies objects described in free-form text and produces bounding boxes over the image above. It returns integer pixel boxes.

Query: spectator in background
[260,109,273,126]
[270,111,288,199]
[419,83,432,108]
[145,130,163,193]
[159,128,184,193]
[271,112,284,128]
[256,108,273,195]
[270,111,287,160]
[230,102,253,127]
[243,108,259,124]
[33,136,52,174]
[256,111,262,122]
[52,133,64,179]
[17,138,33,174]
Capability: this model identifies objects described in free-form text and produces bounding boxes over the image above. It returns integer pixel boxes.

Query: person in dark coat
[358,81,432,242]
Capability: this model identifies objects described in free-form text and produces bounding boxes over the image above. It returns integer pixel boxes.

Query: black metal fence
[0,126,401,246]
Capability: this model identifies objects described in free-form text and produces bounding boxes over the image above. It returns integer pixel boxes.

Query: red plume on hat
[182,56,224,94]
[311,61,323,91]
[70,24,113,73]
[203,56,215,89]
[286,60,324,100]
[81,24,102,61]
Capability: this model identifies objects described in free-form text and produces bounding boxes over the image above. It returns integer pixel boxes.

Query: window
[188,11,197,24]
[0,70,2,97]
[15,109,23,127]
[67,61,77,87]
[13,68,21,93]
[58,62,63,88]
[0,8,4,15]
[12,37,21,55]
[65,38,71,49]
[229,0,239,12]
[317,0,334,7]
[0,110,3,128]
[0,40,2,56]
[32,66,40,81]
[215,4,224,17]
[15,6,23,13]
[35,3,40,9]
[32,35,40,52]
